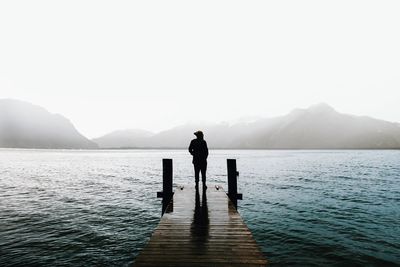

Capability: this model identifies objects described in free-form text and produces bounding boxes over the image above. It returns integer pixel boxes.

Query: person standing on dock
[188,130,209,190]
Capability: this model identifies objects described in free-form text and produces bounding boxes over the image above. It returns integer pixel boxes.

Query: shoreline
[1,147,400,151]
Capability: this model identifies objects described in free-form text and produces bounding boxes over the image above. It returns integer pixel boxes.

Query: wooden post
[157,159,173,214]
[227,159,242,209]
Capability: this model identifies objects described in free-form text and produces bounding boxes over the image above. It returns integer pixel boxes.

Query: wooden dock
[133,185,268,266]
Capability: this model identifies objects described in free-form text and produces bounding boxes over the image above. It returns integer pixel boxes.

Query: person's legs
[194,164,200,188]
[201,162,207,188]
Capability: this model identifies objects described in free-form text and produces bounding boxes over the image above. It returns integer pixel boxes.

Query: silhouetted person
[188,131,208,189]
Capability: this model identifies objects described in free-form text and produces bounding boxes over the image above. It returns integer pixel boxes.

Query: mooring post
[227,159,243,209]
[157,158,173,214]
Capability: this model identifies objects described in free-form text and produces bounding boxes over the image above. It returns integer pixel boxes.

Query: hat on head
[194,130,204,137]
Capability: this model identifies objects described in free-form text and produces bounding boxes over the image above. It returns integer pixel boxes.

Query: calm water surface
[0,149,399,266]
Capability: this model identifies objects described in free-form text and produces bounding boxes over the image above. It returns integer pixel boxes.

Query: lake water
[0,149,399,266]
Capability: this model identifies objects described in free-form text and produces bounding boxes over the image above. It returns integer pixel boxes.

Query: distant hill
[236,103,400,149]
[93,103,400,149]
[92,129,153,148]
[0,99,98,149]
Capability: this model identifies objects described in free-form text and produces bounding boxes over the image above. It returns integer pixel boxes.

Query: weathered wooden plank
[133,185,268,267]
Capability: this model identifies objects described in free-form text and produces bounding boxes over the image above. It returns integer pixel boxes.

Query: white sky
[1,0,399,138]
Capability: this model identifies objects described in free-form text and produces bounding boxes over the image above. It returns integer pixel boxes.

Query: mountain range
[0,99,97,149]
[94,103,400,149]
[1,99,400,149]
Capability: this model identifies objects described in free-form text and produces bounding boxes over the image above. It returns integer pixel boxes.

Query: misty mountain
[92,129,154,148]
[93,103,400,149]
[0,99,98,149]
[236,103,400,149]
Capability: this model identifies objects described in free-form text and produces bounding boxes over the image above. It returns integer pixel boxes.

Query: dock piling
[227,159,243,209]
[157,158,173,214]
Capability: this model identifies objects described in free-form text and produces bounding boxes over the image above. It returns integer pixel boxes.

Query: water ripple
[0,149,399,266]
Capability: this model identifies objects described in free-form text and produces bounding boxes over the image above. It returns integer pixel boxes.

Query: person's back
[189,138,208,164]
[188,131,208,189]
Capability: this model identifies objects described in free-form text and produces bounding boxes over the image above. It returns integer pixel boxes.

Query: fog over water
[1,2,399,266]
[2,99,400,149]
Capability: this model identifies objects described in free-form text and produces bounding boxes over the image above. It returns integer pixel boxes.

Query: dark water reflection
[190,188,209,253]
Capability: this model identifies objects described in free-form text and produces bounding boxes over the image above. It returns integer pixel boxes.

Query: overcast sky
[1,1,399,138]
